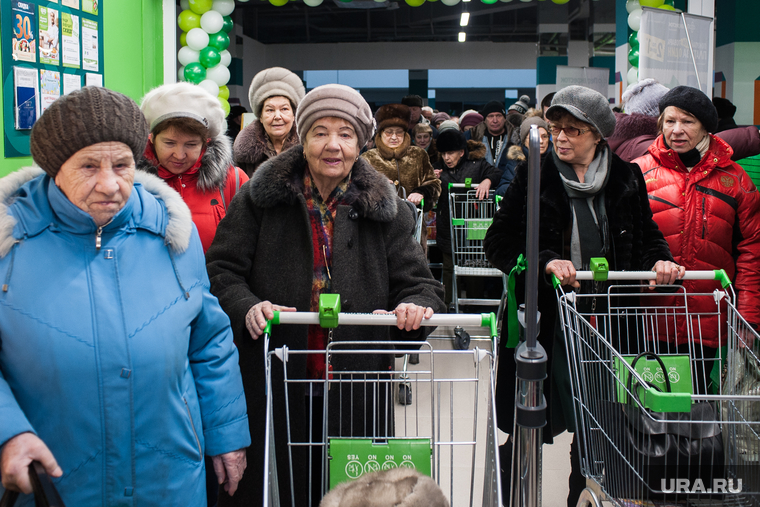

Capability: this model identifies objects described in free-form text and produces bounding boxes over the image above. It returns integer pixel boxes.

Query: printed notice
[82,0,97,15]
[62,0,78,8]
[40,70,61,113]
[63,73,81,95]
[81,18,98,71]
[85,73,102,87]
[11,1,37,63]
[61,12,80,69]
[14,66,39,130]
[39,6,60,65]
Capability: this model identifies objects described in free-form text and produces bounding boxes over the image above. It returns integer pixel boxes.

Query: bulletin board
[1,0,104,157]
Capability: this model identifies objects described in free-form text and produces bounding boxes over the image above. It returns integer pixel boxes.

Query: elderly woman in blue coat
[0,87,250,505]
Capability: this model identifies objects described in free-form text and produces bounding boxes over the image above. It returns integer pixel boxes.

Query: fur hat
[546,85,616,138]
[436,129,468,153]
[622,78,669,117]
[31,86,149,177]
[401,94,424,108]
[437,120,460,134]
[431,112,450,125]
[520,116,549,145]
[658,86,718,133]
[376,104,411,132]
[141,82,226,138]
[319,468,449,507]
[479,100,506,118]
[296,84,374,148]
[459,112,483,130]
[712,96,736,120]
[508,95,531,115]
[248,67,305,118]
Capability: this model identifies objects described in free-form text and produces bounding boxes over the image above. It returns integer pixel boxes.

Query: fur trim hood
[248,145,398,222]
[507,144,526,162]
[466,139,487,160]
[233,119,300,176]
[138,132,234,193]
[318,468,449,507]
[0,166,192,258]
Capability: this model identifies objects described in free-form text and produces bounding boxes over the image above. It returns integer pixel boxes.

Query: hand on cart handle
[546,259,580,289]
[649,260,685,288]
[373,303,434,332]
[211,448,247,496]
[246,301,296,339]
[0,432,62,495]
[474,179,492,200]
[406,192,424,205]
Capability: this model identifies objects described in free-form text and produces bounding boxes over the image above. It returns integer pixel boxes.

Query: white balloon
[628,9,642,31]
[627,66,639,85]
[211,0,235,16]
[178,46,200,66]
[186,28,210,51]
[499,0,514,2]
[440,0,460,6]
[303,0,323,5]
[199,79,220,97]
[178,65,186,82]
[206,63,231,86]
[625,0,640,13]
[201,10,224,34]
[180,0,190,9]
[219,49,232,67]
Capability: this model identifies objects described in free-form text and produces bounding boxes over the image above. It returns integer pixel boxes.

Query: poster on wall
[14,66,38,129]
[61,11,79,69]
[555,66,610,99]
[85,73,101,87]
[82,0,96,15]
[38,6,59,65]
[62,73,81,94]
[82,18,98,71]
[40,69,60,113]
[62,0,78,8]
[11,1,37,63]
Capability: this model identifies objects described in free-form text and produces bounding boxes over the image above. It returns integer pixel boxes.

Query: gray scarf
[553,147,611,269]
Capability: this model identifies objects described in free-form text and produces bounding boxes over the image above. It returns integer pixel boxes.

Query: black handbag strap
[626,351,672,403]
[0,461,66,507]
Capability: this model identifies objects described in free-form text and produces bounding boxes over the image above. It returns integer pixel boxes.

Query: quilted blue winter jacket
[0,168,250,506]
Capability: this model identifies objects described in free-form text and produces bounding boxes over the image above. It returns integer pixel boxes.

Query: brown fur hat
[376,104,411,132]
[319,468,449,507]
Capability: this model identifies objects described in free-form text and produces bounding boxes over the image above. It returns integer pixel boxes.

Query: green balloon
[481,0,499,4]
[658,5,677,10]
[628,48,639,67]
[218,85,230,101]
[208,31,230,51]
[405,0,425,6]
[639,0,664,6]
[177,10,201,32]
[188,0,212,14]
[222,16,234,33]
[180,32,188,47]
[628,31,639,50]
[199,47,221,68]
[184,62,207,84]
[218,97,231,117]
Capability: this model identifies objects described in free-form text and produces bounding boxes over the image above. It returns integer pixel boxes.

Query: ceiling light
[458,32,466,42]
[460,12,470,26]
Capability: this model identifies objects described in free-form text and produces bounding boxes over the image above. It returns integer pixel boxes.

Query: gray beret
[295,84,374,149]
[546,85,616,138]
[30,86,149,177]
[248,67,305,118]
[658,85,718,133]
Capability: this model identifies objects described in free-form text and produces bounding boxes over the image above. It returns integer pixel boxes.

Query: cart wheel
[398,383,412,405]
[453,327,470,350]
[575,488,601,507]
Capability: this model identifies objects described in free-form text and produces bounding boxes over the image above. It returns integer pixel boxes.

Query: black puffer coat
[206,146,445,506]
[484,150,673,441]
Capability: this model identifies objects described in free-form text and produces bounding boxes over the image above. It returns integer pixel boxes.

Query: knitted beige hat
[30,86,149,177]
[248,67,305,118]
[295,84,374,148]
[140,82,226,138]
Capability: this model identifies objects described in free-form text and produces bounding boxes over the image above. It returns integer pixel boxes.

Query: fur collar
[233,120,300,171]
[467,139,487,160]
[610,112,658,145]
[374,132,411,160]
[0,166,192,257]
[137,133,234,193]
[507,144,527,162]
[247,145,398,222]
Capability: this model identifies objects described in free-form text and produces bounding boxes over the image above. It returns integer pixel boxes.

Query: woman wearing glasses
[361,104,441,251]
[484,86,681,507]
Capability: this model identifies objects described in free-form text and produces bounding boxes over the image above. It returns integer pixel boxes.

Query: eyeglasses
[548,125,592,138]
[382,129,405,139]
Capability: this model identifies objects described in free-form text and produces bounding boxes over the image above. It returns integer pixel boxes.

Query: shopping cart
[261,294,502,507]
[554,260,760,506]
[448,182,506,324]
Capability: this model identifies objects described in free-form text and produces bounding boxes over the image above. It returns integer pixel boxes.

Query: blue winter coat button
[124,487,134,496]
[120,368,131,379]
[348,209,359,220]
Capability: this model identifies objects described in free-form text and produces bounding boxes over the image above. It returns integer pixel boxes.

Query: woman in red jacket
[634,86,760,391]
[139,82,248,252]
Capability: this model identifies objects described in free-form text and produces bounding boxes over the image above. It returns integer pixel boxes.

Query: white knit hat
[140,82,226,138]
[622,78,669,117]
[248,67,306,118]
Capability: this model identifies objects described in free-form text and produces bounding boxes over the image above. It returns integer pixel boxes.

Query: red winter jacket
[140,137,249,252]
[634,135,760,347]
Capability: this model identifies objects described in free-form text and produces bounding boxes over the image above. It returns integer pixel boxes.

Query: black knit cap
[31,86,149,177]
[436,129,467,153]
[401,94,423,108]
[479,100,506,118]
[658,86,718,133]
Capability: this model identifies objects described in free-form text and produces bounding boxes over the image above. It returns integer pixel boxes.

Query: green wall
[0,0,165,176]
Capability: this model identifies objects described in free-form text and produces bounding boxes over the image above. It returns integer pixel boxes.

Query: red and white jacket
[634,134,760,347]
